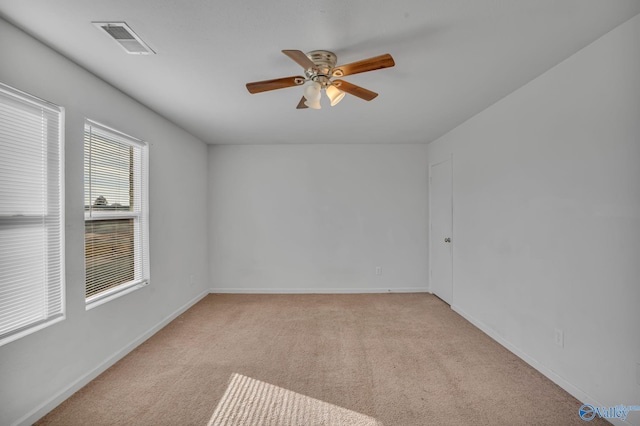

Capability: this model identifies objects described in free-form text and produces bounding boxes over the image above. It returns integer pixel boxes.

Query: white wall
[208,144,429,293]
[427,13,640,421]
[0,19,210,426]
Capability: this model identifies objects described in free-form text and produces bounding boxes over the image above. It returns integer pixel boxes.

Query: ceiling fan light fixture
[326,85,345,106]
[303,81,322,109]
[303,81,321,101]
[304,99,322,109]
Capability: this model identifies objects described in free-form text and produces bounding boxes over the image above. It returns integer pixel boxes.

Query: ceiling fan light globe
[304,99,322,109]
[326,85,346,106]
[303,81,321,101]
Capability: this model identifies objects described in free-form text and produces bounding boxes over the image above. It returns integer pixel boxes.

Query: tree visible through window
[84,120,149,306]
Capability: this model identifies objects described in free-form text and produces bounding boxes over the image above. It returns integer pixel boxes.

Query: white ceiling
[1,1,639,145]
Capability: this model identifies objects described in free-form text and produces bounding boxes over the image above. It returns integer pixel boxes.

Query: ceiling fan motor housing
[305,50,339,86]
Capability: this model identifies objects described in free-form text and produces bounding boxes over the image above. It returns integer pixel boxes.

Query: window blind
[84,120,149,307]
[0,82,64,346]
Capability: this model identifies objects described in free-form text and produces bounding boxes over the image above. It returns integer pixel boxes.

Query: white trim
[0,315,65,347]
[58,106,66,334]
[449,304,629,424]
[12,290,210,426]
[0,82,62,113]
[209,287,429,294]
[85,280,148,310]
[85,118,145,146]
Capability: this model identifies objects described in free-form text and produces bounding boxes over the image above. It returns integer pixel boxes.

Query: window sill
[0,314,65,347]
[86,279,148,310]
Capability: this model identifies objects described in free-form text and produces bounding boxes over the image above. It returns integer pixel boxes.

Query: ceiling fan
[245,50,395,109]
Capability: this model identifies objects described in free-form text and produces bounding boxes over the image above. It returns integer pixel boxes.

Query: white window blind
[0,82,64,346]
[84,120,149,308]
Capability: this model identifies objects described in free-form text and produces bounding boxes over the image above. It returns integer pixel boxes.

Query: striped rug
[208,373,383,426]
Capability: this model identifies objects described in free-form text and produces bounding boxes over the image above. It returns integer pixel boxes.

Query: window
[84,120,149,308]
[0,82,64,346]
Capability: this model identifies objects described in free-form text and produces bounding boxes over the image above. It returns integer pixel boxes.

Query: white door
[430,158,453,305]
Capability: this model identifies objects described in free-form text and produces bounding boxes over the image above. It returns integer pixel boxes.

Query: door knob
[444,237,451,243]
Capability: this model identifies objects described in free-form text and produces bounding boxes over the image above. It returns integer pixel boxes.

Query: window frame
[0,82,65,347]
[84,119,149,309]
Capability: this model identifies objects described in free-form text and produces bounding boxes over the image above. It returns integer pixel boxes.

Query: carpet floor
[36,293,607,425]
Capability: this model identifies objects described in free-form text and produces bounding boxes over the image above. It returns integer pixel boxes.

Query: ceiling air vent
[93,22,155,55]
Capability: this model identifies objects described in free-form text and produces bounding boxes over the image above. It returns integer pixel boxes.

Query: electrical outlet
[554,329,564,348]
[375,266,382,276]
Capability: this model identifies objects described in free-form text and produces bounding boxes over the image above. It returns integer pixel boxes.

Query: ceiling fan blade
[333,80,378,101]
[282,50,317,71]
[296,96,308,109]
[246,76,305,94]
[333,54,395,77]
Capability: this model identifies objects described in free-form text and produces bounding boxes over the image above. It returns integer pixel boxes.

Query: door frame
[428,155,454,304]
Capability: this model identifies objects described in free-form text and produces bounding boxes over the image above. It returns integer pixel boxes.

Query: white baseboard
[450,304,633,426]
[209,287,429,294]
[14,289,210,426]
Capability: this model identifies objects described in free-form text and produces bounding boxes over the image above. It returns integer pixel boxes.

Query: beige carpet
[209,373,382,426]
[36,293,609,425]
